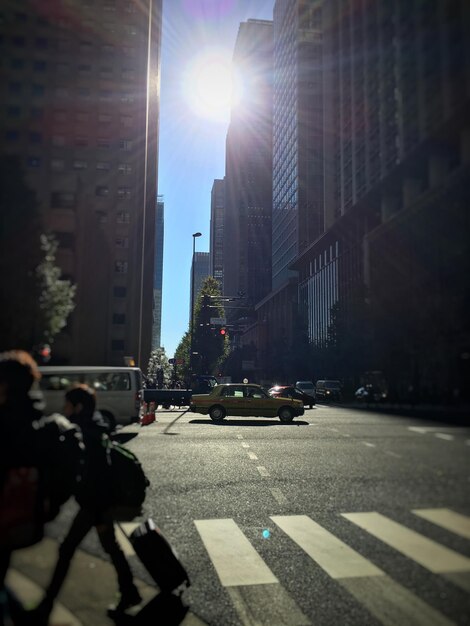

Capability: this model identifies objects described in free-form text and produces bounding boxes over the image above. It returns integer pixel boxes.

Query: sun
[183,50,242,122]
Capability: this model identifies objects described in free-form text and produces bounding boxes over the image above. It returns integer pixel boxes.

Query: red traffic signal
[219,328,226,336]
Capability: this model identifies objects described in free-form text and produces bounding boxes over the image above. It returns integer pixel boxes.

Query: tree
[146,347,172,387]
[192,277,230,375]
[174,331,191,383]
[36,234,76,344]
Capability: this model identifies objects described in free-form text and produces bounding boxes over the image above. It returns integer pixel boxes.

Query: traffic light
[37,343,51,364]
[219,328,226,336]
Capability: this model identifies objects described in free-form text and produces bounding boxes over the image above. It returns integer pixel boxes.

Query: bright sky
[158,0,274,357]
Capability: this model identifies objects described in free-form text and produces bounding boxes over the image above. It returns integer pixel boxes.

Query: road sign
[210,317,226,325]
[176,358,185,365]
[168,358,175,364]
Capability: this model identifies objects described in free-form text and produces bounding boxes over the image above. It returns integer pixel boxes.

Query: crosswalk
[116,508,470,626]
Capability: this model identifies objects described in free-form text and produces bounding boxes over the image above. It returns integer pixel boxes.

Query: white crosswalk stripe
[121,509,469,625]
[412,508,470,540]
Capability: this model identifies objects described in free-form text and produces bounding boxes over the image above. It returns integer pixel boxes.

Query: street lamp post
[190,232,202,375]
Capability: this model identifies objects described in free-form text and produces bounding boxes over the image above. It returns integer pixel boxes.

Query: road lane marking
[257,466,270,477]
[270,488,288,504]
[412,508,470,540]
[362,442,376,447]
[384,450,401,458]
[435,433,454,441]
[194,519,278,586]
[342,512,470,574]
[247,451,258,460]
[237,434,243,439]
[241,442,250,448]
[271,515,452,625]
[271,515,383,578]
[342,433,351,437]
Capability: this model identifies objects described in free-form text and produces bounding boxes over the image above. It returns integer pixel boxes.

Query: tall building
[293,0,470,397]
[271,0,324,290]
[0,0,162,368]
[209,178,225,290]
[151,195,164,350]
[189,252,210,320]
[223,19,273,308]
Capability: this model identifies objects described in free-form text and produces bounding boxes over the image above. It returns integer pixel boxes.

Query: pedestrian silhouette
[0,350,84,626]
[33,385,142,624]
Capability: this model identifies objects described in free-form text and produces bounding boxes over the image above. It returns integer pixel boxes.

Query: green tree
[192,277,229,375]
[36,234,76,344]
[146,347,172,386]
[174,331,191,383]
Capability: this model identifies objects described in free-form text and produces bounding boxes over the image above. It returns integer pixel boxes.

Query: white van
[37,366,144,430]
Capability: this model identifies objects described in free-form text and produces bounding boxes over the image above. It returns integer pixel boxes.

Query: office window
[31,107,43,119]
[8,106,21,117]
[73,160,87,170]
[117,187,131,199]
[119,140,132,151]
[111,340,125,351]
[53,110,68,122]
[5,130,20,142]
[52,135,66,147]
[101,44,115,54]
[77,64,91,75]
[76,112,89,123]
[54,86,68,98]
[13,36,25,47]
[29,132,42,144]
[98,113,112,123]
[77,88,90,99]
[51,192,76,208]
[95,185,109,197]
[118,163,132,174]
[96,211,107,223]
[32,84,45,96]
[35,37,48,48]
[9,82,22,94]
[114,261,128,274]
[116,212,130,224]
[96,161,111,170]
[115,237,129,248]
[79,41,92,53]
[120,115,133,127]
[54,232,74,248]
[97,138,110,149]
[27,156,41,168]
[50,159,65,171]
[112,314,126,324]
[113,286,127,297]
[75,136,89,147]
[10,58,24,69]
[56,63,70,74]
[33,60,46,71]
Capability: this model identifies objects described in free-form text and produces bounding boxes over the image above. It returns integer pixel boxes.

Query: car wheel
[209,405,226,422]
[309,404,313,409]
[278,407,294,423]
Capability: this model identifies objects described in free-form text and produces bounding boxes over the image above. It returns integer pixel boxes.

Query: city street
[9,404,470,625]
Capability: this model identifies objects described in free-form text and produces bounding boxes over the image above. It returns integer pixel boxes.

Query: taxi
[190,383,304,423]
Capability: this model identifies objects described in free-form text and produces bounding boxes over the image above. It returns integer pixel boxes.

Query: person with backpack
[33,384,143,623]
[0,350,85,626]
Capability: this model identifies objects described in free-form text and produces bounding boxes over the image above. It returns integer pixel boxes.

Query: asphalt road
[10,404,470,625]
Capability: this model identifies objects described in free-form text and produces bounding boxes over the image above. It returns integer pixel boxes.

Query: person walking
[34,385,142,623]
[0,350,84,626]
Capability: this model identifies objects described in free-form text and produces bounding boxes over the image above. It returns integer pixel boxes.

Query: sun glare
[183,50,242,122]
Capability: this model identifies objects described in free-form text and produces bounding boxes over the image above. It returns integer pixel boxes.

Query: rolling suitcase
[127,519,190,593]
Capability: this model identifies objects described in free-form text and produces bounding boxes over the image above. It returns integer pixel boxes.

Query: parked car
[37,366,144,430]
[190,383,304,423]
[295,380,316,399]
[355,385,387,403]
[315,379,342,401]
[268,385,316,408]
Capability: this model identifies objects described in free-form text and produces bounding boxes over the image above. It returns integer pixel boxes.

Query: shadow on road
[113,432,139,443]
[189,418,310,426]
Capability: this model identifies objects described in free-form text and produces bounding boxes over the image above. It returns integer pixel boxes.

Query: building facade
[189,252,210,320]
[223,19,273,309]
[0,0,162,368]
[209,178,225,290]
[151,195,164,350]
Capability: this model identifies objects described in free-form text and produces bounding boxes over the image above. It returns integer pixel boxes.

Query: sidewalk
[8,537,207,626]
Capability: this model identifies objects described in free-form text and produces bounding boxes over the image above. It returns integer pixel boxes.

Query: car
[37,366,144,431]
[190,383,304,423]
[355,385,387,403]
[268,385,316,408]
[295,380,316,399]
[315,379,342,401]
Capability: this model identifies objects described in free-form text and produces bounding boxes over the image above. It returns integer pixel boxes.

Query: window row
[5,132,135,153]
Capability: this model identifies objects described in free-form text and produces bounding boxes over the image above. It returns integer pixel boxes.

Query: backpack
[103,437,150,521]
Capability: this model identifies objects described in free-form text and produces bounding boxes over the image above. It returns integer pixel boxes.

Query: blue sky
[158,0,274,357]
